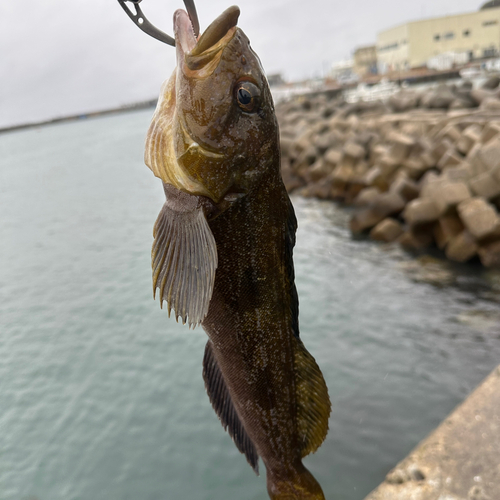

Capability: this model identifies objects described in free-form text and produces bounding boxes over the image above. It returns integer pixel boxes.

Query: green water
[1,110,500,500]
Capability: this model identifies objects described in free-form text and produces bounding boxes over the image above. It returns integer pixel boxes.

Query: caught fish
[119,1,331,498]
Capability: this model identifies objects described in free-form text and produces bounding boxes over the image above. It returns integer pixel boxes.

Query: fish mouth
[174,6,240,70]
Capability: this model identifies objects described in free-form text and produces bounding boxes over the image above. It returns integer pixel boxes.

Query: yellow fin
[293,336,331,458]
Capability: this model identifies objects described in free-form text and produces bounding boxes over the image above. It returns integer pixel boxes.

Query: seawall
[362,365,500,500]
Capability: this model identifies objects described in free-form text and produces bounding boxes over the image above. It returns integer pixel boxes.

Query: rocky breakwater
[277,80,500,268]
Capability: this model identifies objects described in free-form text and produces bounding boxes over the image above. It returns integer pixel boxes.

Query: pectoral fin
[203,340,259,473]
[293,336,331,458]
[152,185,217,328]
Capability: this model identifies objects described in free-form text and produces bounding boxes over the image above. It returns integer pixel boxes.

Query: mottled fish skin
[145,6,331,499]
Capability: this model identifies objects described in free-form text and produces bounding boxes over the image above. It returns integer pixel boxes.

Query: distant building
[377,5,500,73]
[267,73,285,87]
[353,46,378,77]
[330,59,358,85]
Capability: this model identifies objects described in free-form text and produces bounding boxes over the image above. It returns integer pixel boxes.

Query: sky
[0,0,483,128]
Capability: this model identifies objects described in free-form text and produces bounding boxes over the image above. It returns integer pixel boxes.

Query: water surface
[1,110,499,500]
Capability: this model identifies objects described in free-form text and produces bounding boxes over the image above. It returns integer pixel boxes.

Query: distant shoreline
[0,99,158,134]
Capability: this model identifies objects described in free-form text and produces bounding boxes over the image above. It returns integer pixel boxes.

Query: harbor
[2,1,500,499]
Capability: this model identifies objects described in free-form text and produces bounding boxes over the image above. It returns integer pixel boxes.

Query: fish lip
[175,6,240,66]
[174,9,197,61]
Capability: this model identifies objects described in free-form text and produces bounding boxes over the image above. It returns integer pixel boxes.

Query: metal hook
[117,0,200,47]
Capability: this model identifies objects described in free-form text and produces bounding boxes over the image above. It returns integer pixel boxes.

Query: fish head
[145,5,279,204]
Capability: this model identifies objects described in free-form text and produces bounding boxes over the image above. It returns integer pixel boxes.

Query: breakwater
[277,79,500,268]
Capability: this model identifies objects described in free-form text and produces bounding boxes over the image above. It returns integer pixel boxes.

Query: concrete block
[415,135,434,153]
[344,179,367,204]
[434,214,465,250]
[372,192,406,217]
[353,187,381,207]
[480,96,500,111]
[390,176,420,202]
[294,145,317,170]
[350,192,406,233]
[363,166,389,191]
[331,164,354,192]
[480,121,500,144]
[470,87,495,105]
[280,137,296,159]
[370,218,404,242]
[292,130,315,153]
[388,90,420,112]
[300,177,334,200]
[404,198,440,226]
[449,97,475,110]
[363,366,500,500]
[431,138,454,163]
[442,164,473,183]
[354,160,369,176]
[434,181,471,215]
[350,209,383,233]
[433,223,447,250]
[437,149,463,171]
[398,226,434,250]
[370,144,389,166]
[437,123,461,143]
[420,172,443,199]
[466,143,489,175]
[456,124,482,155]
[307,158,332,182]
[323,147,341,167]
[478,240,500,267]
[469,171,500,200]
[421,84,455,109]
[457,197,500,240]
[420,151,437,168]
[402,158,431,181]
[387,131,415,162]
[342,141,365,161]
[312,132,335,155]
[445,231,478,262]
[478,135,500,171]
[482,75,500,89]
[492,163,500,184]
[378,156,401,178]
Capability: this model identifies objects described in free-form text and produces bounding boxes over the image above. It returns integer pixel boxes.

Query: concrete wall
[363,365,500,500]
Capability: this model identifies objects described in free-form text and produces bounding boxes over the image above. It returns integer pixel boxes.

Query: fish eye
[235,81,260,113]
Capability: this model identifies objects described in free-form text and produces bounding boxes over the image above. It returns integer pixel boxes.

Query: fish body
[145,6,330,499]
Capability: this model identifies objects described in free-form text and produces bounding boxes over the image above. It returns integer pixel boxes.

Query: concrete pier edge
[362,364,500,500]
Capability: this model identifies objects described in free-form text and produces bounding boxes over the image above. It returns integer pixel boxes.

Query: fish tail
[266,463,325,500]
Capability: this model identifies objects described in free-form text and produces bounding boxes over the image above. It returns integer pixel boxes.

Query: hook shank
[117,0,200,46]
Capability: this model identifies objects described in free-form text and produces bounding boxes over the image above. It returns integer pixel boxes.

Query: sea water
[1,109,499,500]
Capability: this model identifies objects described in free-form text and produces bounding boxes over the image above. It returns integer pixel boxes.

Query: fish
[144,5,331,499]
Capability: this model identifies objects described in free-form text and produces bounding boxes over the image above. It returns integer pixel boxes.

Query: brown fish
[144,5,331,499]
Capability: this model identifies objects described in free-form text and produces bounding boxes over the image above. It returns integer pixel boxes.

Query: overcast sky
[0,0,483,128]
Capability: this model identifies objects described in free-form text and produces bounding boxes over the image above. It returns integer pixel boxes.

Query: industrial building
[353,46,378,77]
[377,3,500,73]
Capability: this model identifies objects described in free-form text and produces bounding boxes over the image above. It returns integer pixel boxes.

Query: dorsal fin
[152,184,217,328]
[202,340,260,473]
[293,336,331,457]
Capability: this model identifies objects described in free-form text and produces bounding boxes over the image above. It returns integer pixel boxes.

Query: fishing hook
[117,0,200,46]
